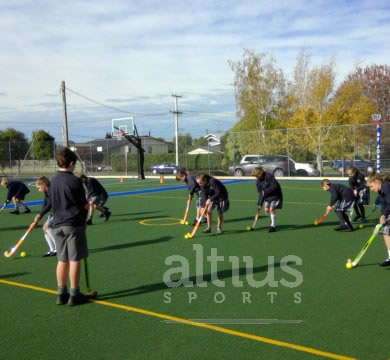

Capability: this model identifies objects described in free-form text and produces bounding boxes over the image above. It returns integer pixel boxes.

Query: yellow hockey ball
[20,251,26,258]
[345,259,352,269]
[185,221,189,225]
[246,226,251,231]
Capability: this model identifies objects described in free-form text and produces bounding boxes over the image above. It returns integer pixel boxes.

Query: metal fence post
[8,141,12,177]
[287,129,291,176]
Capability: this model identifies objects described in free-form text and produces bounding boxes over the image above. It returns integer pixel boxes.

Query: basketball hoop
[114,129,127,141]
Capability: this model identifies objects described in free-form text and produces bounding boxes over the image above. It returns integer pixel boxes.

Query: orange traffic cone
[120,177,124,183]
[160,176,164,184]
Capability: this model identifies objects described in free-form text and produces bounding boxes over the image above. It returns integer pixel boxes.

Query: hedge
[111,153,227,173]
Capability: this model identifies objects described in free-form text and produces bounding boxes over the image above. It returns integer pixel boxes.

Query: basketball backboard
[112,117,135,138]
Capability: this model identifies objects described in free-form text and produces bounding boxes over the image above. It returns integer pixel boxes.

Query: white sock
[388,249,390,259]
[270,213,275,227]
[45,229,56,252]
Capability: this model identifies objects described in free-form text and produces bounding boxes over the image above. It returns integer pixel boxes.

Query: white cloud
[0,0,389,140]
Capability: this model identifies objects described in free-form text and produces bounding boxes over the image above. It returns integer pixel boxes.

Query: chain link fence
[1,123,389,179]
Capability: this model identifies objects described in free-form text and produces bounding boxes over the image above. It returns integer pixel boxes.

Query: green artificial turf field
[1,178,389,360]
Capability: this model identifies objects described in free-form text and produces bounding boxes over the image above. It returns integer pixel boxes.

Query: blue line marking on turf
[3,180,245,208]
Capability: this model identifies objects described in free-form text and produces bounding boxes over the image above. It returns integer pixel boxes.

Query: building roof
[71,136,170,150]
[187,144,222,155]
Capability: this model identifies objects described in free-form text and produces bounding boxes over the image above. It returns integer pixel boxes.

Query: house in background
[188,133,222,155]
[72,136,170,157]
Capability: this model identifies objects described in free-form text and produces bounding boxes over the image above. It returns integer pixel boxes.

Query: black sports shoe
[43,251,52,257]
[10,210,20,215]
[67,292,90,306]
[379,258,390,267]
[99,213,105,218]
[56,293,70,305]
[50,251,57,257]
[104,211,111,222]
[86,218,93,225]
[203,228,211,233]
[23,208,31,214]
[268,226,276,233]
[334,226,349,231]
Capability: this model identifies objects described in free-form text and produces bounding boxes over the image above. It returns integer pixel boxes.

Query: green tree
[31,129,55,160]
[173,133,192,154]
[0,128,29,170]
[192,136,208,147]
[31,129,55,171]
[225,49,286,161]
[229,49,285,132]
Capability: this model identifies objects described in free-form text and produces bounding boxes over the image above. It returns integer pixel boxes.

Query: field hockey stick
[187,203,210,239]
[4,221,37,258]
[181,196,191,224]
[365,206,378,221]
[314,212,328,225]
[349,208,354,222]
[84,258,98,298]
[349,223,382,268]
[251,210,259,229]
[248,195,264,230]
[0,202,7,213]
[247,207,260,230]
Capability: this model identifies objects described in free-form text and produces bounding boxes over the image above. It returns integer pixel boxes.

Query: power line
[183,110,235,114]
[66,87,170,117]
[182,113,235,124]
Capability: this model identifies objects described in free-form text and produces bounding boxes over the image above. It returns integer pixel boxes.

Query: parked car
[239,155,318,176]
[229,155,296,177]
[331,157,375,174]
[150,163,184,175]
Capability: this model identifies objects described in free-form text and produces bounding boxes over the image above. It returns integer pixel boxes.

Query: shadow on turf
[110,211,162,217]
[89,215,168,226]
[219,221,343,236]
[0,272,29,279]
[224,216,256,224]
[98,263,283,300]
[0,225,41,232]
[89,236,174,253]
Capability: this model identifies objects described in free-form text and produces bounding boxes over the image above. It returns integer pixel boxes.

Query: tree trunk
[316,148,323,176]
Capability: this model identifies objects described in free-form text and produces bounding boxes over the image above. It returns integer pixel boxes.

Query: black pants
[353,203,365,218]
[336,211,353,230]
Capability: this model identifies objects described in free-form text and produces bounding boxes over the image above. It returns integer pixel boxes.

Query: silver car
[229,155,296,177]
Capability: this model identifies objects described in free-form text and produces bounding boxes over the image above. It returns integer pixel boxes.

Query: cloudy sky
[0,0,389,143]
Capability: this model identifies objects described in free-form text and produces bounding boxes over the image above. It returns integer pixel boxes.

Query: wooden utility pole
[60,81,69,148]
